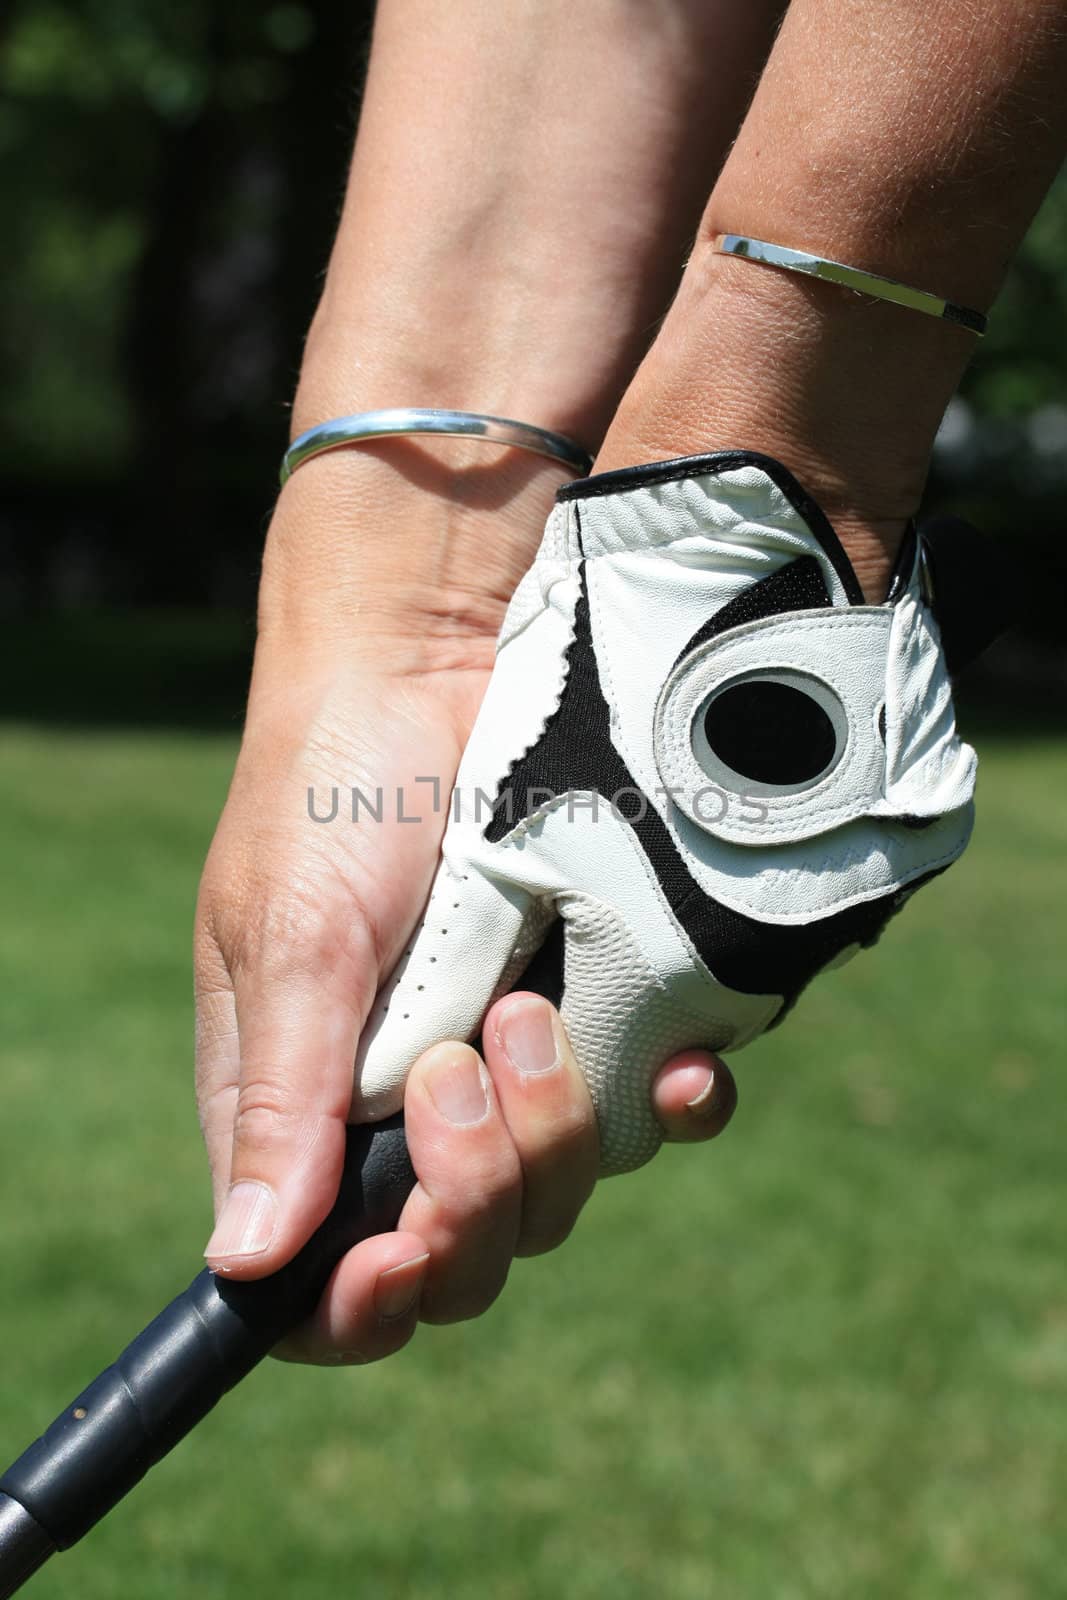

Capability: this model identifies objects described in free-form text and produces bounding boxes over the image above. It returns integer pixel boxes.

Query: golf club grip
[0,1116,414,1558]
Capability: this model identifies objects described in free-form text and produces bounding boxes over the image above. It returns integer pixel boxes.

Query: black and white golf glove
[355,452,979,1174]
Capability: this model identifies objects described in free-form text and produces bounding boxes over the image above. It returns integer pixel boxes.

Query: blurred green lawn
[0,709,1064,1599]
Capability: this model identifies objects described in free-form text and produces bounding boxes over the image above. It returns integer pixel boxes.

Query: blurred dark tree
[0,0,1064,646]
[0,0,373,607]
[926,176,1067,649]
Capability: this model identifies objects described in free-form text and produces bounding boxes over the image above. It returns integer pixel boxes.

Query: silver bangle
[280,407,593,485]
[714,234,987,336]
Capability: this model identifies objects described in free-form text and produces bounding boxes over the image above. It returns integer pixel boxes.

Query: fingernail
[426,1051,491,1126]
[497,999,559,1077]
[685,1070,719,1116]
[374,1253,430,1322]
[205,1180,277,1261]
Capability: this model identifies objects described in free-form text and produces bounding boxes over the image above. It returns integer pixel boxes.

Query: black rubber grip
[0,1116,414,1552]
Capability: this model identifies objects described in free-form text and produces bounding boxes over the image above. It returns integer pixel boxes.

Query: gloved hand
[355,451,978,1174]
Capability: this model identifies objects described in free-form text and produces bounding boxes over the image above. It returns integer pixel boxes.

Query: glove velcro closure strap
[654,603,975,848]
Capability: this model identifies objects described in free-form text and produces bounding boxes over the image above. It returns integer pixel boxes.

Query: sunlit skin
[197,0,778,1365]
[598,0,1067,597]
[197,0,1067,1365]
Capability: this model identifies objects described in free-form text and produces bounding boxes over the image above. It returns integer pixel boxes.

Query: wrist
[292,295,608,453]
[597,240,974,598]
[602,240,973,509]
[256,442,568,674]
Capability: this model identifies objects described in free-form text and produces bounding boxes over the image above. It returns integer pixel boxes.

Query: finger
[651,1049,738,1143]
[397,1040,522,1325]
[193,934,242,1212]
[482,993,599,1257]
[205,916,376,1279]
[274,1229,430,1367]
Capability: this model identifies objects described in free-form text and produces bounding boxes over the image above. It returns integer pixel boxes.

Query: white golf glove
[355,452,978,1174]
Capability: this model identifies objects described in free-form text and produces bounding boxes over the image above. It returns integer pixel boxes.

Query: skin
[598,0,1067,596]
[198,0,1067,1364]
[196,0,781,1363]
[275,1007,736,1366]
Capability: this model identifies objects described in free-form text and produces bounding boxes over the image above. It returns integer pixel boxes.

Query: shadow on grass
[0,608,1063,740]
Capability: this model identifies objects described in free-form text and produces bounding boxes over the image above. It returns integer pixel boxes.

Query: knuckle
[230,1074,343,1168]
[193,905,230,995]
[194,990,238,1065]
[516,1217,578,1260]
[197,810,383,985]
[254,879,335,966]
[419,1276,505,1327]
[541,1097,598,1157]
[410,1178,519,1325]
[272,1339,372,1369]
[510,1103,598,1197]
[233,1101,288,1155]
[195,835,254,957]
[231,1079,304,1156]
[434,1156,521,1231]
[360,1323,417,1364]
[229,869,380,1000]
[196,1076,237,1135]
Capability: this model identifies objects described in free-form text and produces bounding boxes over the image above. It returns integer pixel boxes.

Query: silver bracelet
[280,407,593,486]
[714,234,987,336]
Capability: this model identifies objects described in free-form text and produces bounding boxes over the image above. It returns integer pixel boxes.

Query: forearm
[600,0,1067,594]
[258,0,785,662]
[294,0,783,443]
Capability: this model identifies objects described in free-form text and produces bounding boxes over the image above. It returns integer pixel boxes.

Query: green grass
[0,716,1064,1599]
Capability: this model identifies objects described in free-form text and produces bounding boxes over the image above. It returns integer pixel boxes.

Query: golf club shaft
[0,1116,414,1597]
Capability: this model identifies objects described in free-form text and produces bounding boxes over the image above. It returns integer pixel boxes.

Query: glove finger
[352,851,554,1122]
[556,889,745,1175]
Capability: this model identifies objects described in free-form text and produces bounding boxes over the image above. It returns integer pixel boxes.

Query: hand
[352,450,978,1174]
[195,455,728,1364]
[275,993,737,1365]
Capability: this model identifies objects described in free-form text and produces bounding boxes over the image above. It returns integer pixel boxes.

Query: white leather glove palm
[354,452,977,1174]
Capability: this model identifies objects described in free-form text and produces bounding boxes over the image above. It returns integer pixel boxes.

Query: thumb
[205,957,365,1278]
[652,1049,738,1144]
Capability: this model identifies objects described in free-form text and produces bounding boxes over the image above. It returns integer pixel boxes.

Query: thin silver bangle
[280,408,593,486]
[714,234,987,336]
